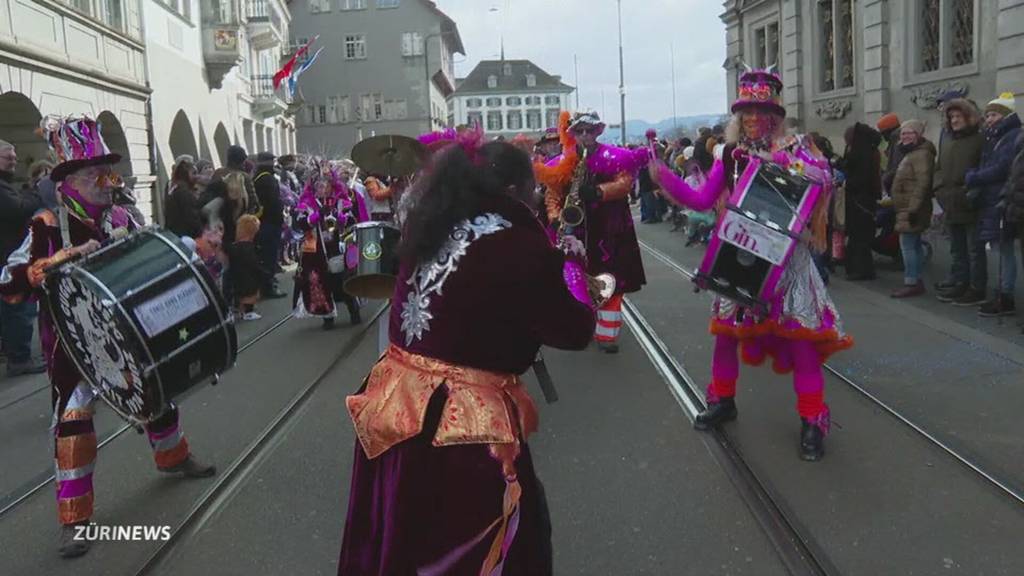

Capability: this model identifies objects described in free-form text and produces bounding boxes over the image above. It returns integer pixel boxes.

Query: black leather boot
[347,300,362,325]
[800,419,825,461]
[694,397,737,431]
[322,317,336,331]
[58,521,90,558]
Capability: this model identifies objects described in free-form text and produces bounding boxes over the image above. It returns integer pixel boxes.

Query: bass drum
[343,221,400,299]
[45,228,237,424]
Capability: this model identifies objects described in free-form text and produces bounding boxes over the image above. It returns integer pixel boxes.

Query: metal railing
[251,74,276,99]
[246,0,282,35]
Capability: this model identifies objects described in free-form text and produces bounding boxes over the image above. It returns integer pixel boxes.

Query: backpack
[223,171,249,222]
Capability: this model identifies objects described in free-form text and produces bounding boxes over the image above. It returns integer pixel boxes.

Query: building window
[507,111,523,131]
[383,99,407,119]
[525,96,542,106]
[487,111,503,131]
[345,35,367,59]
[373,93,384,120]
[319,105,327,124]
[752,22,780,69]
[545,109,560,129]
[377,0,399,7]
[818,0,854,91]
[401,32,424,56]
[503,62,513,76]
[544,95,560,106]
[487,75,498,89]
[338,95,351,123]
[310,0,331,13]
[526,74,536,88]
[526,109,542,130]
[918,0,975,73]
[340,0,366,9]
[505,96,522,106]
[466,98,482,109]
[101,0,124,30]
[64,0,93,16]
[486,97,502,107]
[467,111,483,128]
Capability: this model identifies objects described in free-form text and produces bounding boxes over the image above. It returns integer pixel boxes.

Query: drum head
[344,274,397,299]
[51,271,160,420]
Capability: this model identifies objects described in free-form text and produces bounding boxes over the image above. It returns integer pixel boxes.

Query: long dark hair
[400,141,535,264]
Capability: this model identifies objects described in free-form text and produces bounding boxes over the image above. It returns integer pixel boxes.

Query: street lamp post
[616,0,626,145]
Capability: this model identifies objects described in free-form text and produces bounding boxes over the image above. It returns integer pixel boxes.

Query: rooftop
[453,59,574,95]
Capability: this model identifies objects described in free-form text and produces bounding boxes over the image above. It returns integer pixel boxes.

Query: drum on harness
[45,228,238,425]
[343,221,400,299]
[695,158,823,314]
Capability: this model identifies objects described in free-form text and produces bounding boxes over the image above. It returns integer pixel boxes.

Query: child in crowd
[230,214,270,321]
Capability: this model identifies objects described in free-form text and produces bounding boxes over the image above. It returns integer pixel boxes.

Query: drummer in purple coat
[339,137,597,575]
[0,116,215,558]
[292,161,369,328]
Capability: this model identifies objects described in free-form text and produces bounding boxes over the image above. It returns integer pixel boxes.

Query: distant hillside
[600,114,728,144]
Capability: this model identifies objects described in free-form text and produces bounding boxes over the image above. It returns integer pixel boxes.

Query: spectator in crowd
[29,159,57,210]
[877,113,904,196]
[164,155,203,238]
[195,158,215,195]
[933,98,986,305]
[0,140,46,376]
[229,214,270,321]
[208,145,258,246]
[969,93,1022,316]
[1002,129,1024,333]
[841,123,883,281]
[252,152,286,298]
[890,120,937,298]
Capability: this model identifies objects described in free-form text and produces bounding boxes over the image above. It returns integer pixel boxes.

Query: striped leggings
[595,294,624,344]
[54,382,190,525]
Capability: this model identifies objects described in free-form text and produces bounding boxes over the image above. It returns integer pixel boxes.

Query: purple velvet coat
[389,192,596,373]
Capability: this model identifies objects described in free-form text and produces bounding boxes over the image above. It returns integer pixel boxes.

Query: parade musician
[339,137,597,575]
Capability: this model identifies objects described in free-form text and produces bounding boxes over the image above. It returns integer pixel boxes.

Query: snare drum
[45,228,237,425]
[343,221,400,299]
[695,158,822,312]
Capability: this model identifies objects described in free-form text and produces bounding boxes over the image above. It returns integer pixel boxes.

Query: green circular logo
[363,242,382,261]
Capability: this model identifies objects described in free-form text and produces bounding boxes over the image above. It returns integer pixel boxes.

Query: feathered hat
[568,111,605,135]
[40,115,121,182]
[732,64,786,118]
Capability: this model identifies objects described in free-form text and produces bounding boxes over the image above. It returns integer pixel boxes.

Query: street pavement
[1,219,1023,575]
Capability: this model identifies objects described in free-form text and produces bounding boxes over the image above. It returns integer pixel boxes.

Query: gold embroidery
[346,345,539,460]
[56,432,97,471]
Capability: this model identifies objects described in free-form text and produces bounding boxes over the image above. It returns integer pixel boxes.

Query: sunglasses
[95,170,123,188]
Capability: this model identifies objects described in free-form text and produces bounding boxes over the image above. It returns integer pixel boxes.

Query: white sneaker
[242,311,262,321]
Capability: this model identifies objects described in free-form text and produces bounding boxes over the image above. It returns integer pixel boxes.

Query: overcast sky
[434,0,728,124]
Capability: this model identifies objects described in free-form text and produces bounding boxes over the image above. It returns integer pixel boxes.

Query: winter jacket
[0,170,43,263]
[841,123,883,240]
[966,113,1022,242]
[891,139,937,234]
[1003,132,1024,225]
[164,180,203,238]
[253,168,284,227]
[933,99,985,225]
[881,132,907,195]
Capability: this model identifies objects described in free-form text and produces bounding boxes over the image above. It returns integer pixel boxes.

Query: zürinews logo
[73,524,172,541]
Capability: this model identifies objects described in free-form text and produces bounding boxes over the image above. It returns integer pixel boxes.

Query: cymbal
[351,134,427,178]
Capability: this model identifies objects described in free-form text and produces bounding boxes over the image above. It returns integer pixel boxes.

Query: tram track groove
[130,304,387,576]
[637,239,1024,507]
[622,298,837,576]
[0,311,296,520]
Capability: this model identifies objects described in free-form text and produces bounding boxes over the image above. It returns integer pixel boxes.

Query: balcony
[202,0,243,89]
[246,0,285,51]
[251,74,288,118]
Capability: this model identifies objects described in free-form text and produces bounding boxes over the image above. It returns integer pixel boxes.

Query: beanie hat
[985,92,1016,117]
[876,113,901,133]
[900,119,926,136]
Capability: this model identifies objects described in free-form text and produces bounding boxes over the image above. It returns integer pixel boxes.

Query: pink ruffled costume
[654,142,853,433]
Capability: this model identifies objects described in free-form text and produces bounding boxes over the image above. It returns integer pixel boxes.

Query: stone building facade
[721,0,1024,143]
[449,59,575,139]
[0,0,154,214]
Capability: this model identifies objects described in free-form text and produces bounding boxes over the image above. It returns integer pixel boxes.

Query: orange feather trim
[709,317,855,372]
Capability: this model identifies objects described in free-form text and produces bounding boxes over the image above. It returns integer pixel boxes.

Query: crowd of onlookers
[0,138,385,380]
[644,89,1024,335]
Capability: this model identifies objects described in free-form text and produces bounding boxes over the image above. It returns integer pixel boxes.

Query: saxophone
[559,147,589,234]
